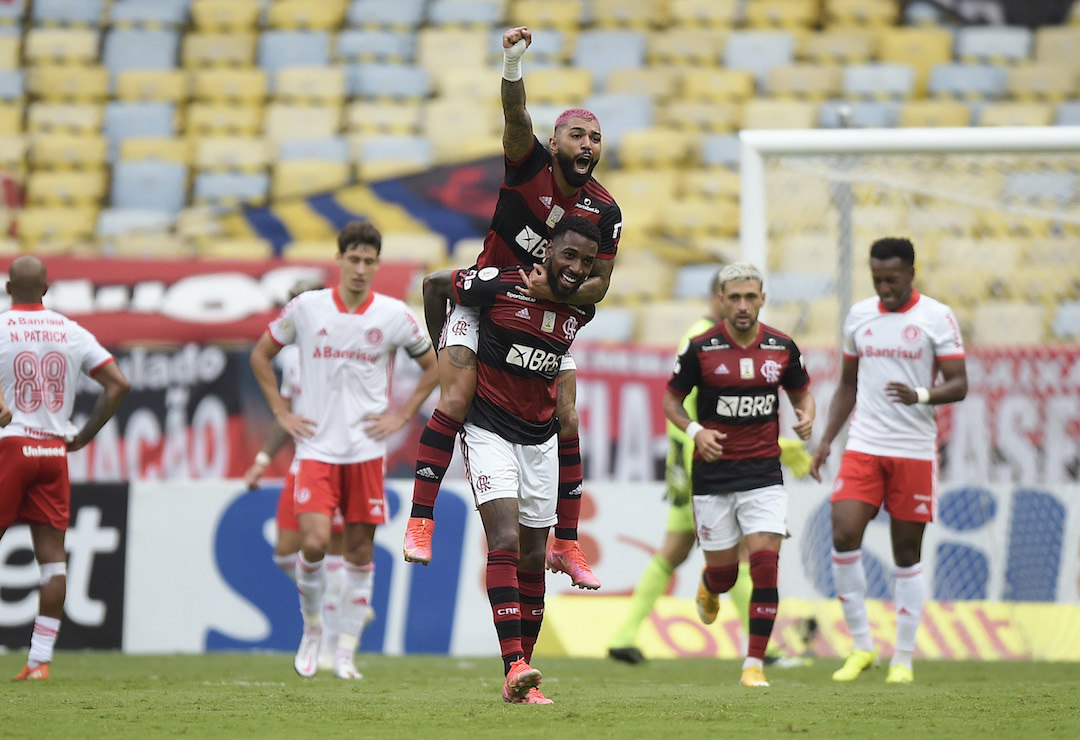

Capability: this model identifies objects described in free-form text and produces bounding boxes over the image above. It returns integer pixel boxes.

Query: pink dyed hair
[554,108,600,133]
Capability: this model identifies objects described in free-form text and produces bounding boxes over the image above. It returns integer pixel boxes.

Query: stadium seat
[740,99,817,129]
[191,67,267,103]
[635,299,708,347]
[604,67,682,102]
[96,207,173,238]
[681,68,756,102]
[110,159,188,213]
[430,65,500,101]
[26,169,107,205]
[0,101,23,135]
[522,67,593,104]
[258,31,330,73]
[108,1,190,29]
[335,29,416,63]
[655,100,740,133]
[381,231,449,265]
[345,0,427,30]
[668,0,739,28]
[282,239,338,261]
[182,32,258,67]
[823,0,899,27]
[580,92,653,149]
[1033,25,1080,70]
[955,25,1032,66]
[898,99,971,127]
[877,27,953,94]
[699,134,740,168]
[416,28,490,73]
[1055,101,1080,125]
[102,29,181,72]
[1010,266,1080,306]
[1006,64,1076,103]
[616,127,696,169]
[118,136,191,164]
[267,0,347,30]
[109,231,189,258]
[1051,301,1080,340]
[658,197,739,240]
[27,65,109,101]
[192,171,270,206]
[31,0,106,27]
[189,0,260,31]
[26,102,103,134]
[29,133,108,169]
[273,66,346,104]
[194,135,269,171]
[427,0,506,28]
[185,103,264,135]
[970,301,1046,346]
[744,0,818,29]
[842,63,915,100]
[103,101,177,160]
[509,1,585,31]
[646,28,725,66]
[18,205,99,244]
[928,64,1008,100]
[680,168,740,200]
[345,100,421,134]
[263,104,342,142]
[194,237,274,260]
[1003,171,1077,205]
[722,31,796,88]
[572,30,648,87]
[673,263,720,300]
[23,28,100,65]
[977,102,1054,127]
[353,134,433,180]
[115,69,188,102]
[819,100,899,128]
[798,28,878,65]
[766,64,843,100]
[575,306,636,343]
[0,133,26,172]
[0,68,21,100]
[421,97,500,162]
[346,63,431,99]
[599,168,680,234]
[277,136,350,162]
[604,252,676,303]
[0,36,18,68]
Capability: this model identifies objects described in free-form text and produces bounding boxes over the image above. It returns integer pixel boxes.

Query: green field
[2,652,1077,739]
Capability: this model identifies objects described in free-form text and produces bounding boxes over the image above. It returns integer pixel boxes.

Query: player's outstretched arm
[501,26,533,163]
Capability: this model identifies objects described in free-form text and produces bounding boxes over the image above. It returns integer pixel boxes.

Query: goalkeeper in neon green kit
[608,269,817,664]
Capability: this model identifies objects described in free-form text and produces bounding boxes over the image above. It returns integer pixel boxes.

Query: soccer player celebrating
[405,26,622,591]
[812,237,967,685]
[250,221,438,679]
[1,256,131,681]
[423,216,600,704]
[663,262,814,688]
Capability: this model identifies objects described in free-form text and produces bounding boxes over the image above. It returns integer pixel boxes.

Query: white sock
[27,615,61,667]
[832,548,873,652]
[339,562,375,650]
[742,656,763,670]
[892,563,925,669]
[295,554,325,630]
[273,552,297,582]
[321,554,345,641]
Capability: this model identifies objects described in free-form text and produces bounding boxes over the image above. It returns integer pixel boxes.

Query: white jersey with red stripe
[842,289,965,460]
[268,287,430,464]
[0,304,114,441]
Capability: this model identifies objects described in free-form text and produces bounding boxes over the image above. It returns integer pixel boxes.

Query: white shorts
[460,423,558,528]
[692,484,787,552]
[443,302,575,371]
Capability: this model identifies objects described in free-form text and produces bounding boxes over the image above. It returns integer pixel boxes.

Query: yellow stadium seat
[591,0,666,29]
[29,133,107,169]
[23,28,100,65]
[767,64,843,100]
[186,103,264,135]
[969,301,1047,346]
[745,0,818,29]
[119,137,192,164]
[17,206,99,243]
[523,67,593,104]
[115,69,189,103]
[599,168,680,235]
[603,251,676,304]
[190,0,261,32]
[430,65,501,101]
[668,0,739,28]
[0,102,23,135]
[422,98,501,163]
[681,68,755,102]
[182,32,258,67]
[274,66,346,105]
[604,66,682,101]
[1033,26,1080,71]
[680,167,741,200]
[655,100,740,133]
[898,100,972,127]
[416,28,490,73]
[740,99,817,129]
[877,27,953,95]
[263,104,341,142]
[616,128,696,169]
[823,0,899,26]
[191,67,267,103]
[646,28,725,66]
[635,299,708,346]
[0,36,18,68]
[510,1,585,30]
[1011,265,1080,305]
[267,0,347,30]
[345,100,421,134]
[381,231,449,265]
[282,239,338,261]
[26,103,103,134]
[658,197,739,240]
[0,238,18,256]
[0,133,26,169]
[798,28,878,64]
[1006,64,1076,103]
[271,160,350,199]
[27,66,109,101]
[195,237,275,260]
[978,102,1054,127]
[194,135,269,171]
[110,232,190,258]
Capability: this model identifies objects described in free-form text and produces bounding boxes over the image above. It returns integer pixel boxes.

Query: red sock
[748,550,780,661]
[554,434,582,541]
[703,563,740,594]
[411,409,462,516]
[486,549,523,672]
[518,569,545,663]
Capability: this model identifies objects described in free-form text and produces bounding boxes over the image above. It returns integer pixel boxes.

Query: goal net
[740,127,1080,658]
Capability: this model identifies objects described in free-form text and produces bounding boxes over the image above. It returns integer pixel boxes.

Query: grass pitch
[2,652,1077,739]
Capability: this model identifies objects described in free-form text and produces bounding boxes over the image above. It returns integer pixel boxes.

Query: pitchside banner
[2,479,1078,660]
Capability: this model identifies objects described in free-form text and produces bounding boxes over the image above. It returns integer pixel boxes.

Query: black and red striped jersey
[667,321,810,494]
[451,265,594,444]
[476,137,621,270]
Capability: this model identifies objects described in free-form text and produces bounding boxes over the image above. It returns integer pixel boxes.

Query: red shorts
[294,458,387,525]
[830,450,936,523]
[0,437,70,530]
[276,469,344,533]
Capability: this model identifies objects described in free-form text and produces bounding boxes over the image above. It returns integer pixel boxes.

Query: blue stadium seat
[103,29,180,72]
[572,30,648,86]
[258,31,330,73]
[335,29,416,62]
[699,134,740,169]
[427,0,505,27]
[722,31,796,89]
[104,101,176,160]
[1055,101,1080,125]
[193,171,269,205]
[32,0,107,26]
[673,263,719,300]
[346,0,426,29]
[843,63,915,100]
[108,0,191,29]
[581,93,653,151]
[819,100,900,128]
[97,207,174,236]
[928,63,1008,100]
[110,160,188,213]
[277,136,350,162]
[575,306,636,343]
[0,0,25,24]
[487,27,568,63]
[0,69,22,101]
[346,63,431,99]
[954,25,1032,64]
[1051,301,1080,340]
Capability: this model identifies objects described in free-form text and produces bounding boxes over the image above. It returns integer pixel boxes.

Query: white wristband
[502,39,526,81]
[254,451,271,466]
[915,387,931,405]
[685,422,704,439]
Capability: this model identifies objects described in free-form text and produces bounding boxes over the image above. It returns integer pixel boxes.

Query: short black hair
[869,237,915,267]
[550,215,601,247]
[337,220,382,256]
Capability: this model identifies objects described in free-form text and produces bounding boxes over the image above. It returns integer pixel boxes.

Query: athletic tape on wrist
[255,451,272,466]
[685,422,704,439]
[915,387,931,404]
